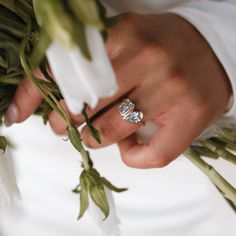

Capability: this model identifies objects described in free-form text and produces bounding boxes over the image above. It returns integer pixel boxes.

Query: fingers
[80,77,174,148]
[47,52,141,135]
[5,77,42,126]
[48,88,130,135]
[118,105,209,169]
[81,102,145,148]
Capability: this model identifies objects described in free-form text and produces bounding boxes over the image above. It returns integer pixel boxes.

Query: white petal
[0,148,20,209]
[46,26,118,115]
[88,187,121,236]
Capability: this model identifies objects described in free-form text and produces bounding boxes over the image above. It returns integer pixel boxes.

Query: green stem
[79,146,90,171]
[48,91,71,124]
[19,34,67,122]
[185,149,236,205]
[0,57,7,69]
[18,8,91,172]
[201,140,236,165]
[0,71,24,85]
[67,124,91,171]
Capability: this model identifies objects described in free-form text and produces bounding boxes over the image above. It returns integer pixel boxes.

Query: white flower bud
[0,148,20,209]
[46,26,118,115]
[88,187,121,236]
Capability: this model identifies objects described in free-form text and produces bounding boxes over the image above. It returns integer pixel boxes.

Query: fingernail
[4,103,19,127]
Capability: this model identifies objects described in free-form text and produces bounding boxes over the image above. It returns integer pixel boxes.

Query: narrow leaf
[67,0,104,30]
[101,177,128,193]
[78,188,89,219]
[82,105,101,144]
[67,125,83,153]
[0,136,8,153]
[89,184,110,220]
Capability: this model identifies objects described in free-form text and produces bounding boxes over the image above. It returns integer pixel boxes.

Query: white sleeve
[167,0,236,117]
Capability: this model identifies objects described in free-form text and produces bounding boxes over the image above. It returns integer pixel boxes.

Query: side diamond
[125,111,143,123]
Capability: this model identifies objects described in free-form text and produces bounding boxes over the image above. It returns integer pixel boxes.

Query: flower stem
[18,9,91,171]
[185,149,236,205]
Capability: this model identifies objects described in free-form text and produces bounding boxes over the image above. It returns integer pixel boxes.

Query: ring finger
[81,98,145,148]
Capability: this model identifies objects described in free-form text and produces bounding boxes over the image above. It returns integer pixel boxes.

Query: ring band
[118,99,144,124]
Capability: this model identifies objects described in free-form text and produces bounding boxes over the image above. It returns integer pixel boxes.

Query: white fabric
[1,0,236,236]
[0,117,235,236]
[0,149,20,209]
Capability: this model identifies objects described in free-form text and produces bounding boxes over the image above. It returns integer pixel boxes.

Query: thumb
[4,76,43,127]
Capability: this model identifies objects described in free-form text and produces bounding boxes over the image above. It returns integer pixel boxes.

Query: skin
[6,13,232,169]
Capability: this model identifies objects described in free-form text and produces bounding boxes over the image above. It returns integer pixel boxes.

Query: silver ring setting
[118,99,144,124]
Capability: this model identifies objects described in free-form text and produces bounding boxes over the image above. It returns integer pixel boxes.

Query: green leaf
[73,171,90,219]
[67,0,104,30]
[0,136,8,153]
[73,18,92,60]
[33,0,74,47]
[86,168,101,186]
[67,125,93,170]
[0,5,26,39]
[78,188,89,219]
[96,0,118,28]
[17,0,35,19]
[33,0,91,60]
[85,169,111,219]
[6,47,20,73]
[67,125,83,153]
[89,183,110,219]
[72,189,80,194]
[82,105,101,144]
[101,177,128,193]
[0,0,18,14]
[29,29,51,70]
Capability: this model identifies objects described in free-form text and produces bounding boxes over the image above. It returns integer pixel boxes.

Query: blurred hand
[5,13,232,168]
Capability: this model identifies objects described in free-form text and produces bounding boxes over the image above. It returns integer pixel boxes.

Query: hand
[6,13,232,168]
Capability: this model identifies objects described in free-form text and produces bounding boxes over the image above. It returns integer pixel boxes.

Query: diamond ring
[118,99,144,124]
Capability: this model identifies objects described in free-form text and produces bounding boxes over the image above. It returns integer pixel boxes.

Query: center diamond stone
[119,99,135,116]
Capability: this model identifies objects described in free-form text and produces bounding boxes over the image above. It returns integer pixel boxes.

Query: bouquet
[0,0,127,224]
[0,0,235,233]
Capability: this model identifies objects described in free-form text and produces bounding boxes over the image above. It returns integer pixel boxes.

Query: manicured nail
[4,103,19,127]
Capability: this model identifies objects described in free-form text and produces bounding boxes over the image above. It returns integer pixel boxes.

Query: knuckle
[140,42,161,59]
[140,43,172,73]
[49,114,67,136]
[169,72,188,92]
[147,154,172,168]
[51,123,67,136]
[99,116,121,142]
[19,79,41,99]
